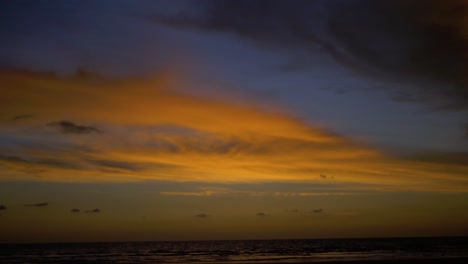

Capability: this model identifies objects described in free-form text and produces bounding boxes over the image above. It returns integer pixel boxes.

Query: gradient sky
[0,0,467,243]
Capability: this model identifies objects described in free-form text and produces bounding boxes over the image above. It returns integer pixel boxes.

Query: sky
[0,0,467,243]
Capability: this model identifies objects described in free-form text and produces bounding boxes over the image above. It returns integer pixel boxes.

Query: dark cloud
[86,158,185,175]
[328,0,468,110]
[47,121,101,134]
[313,209,323,213]
[25,202,48,207]
[71,208,80,213]
[153,0,468,110]
[256,212,270,217]
[0,205,6,210]
[195,213,208,218]
[85,208,100,213]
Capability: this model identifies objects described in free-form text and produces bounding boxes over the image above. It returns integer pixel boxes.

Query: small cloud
[290,209,300,213]
[256,212,270,217]
[11,114,33,121]
[25,202,48,207]
[70,208,80,213]
[85,208,100,213]
[47,120,101,134]
[195,213,208,218]
[319,174,334,180]
[0,205,7,210]
[312,209,323,213]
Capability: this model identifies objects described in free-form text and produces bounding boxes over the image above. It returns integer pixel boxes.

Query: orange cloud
[0,69,467,191]
[0,70,335,142]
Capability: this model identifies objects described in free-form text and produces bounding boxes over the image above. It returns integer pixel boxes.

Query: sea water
[1,237,468,263]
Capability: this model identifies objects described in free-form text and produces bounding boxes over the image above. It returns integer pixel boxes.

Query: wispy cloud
[47,121,101,134]
[25,202,48,207]
[312,209,323,213]
[0,152,162,178]
[256,212,269,217]
[70,208,80,213]
[87,159,143,173]
[85,208,100,213]
[0,154,82,175]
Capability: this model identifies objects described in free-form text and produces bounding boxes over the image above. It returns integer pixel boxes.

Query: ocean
[1,237,467,263]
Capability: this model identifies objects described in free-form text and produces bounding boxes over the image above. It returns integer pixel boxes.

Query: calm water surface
[1,237,468,263]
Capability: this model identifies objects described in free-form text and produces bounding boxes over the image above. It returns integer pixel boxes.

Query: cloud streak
[85,208,100,213]
[47,121,101,134]
[25,202,48,207]
[0,154,82,174]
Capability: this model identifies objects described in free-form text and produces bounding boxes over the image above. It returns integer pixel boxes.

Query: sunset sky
[0,0,467,243]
